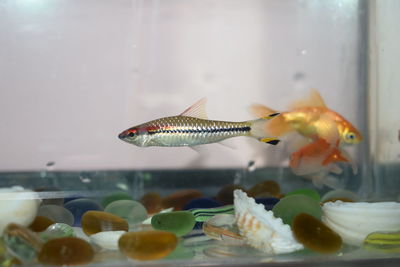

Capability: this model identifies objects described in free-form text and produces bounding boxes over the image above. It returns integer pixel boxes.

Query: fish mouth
[118,131,126,140]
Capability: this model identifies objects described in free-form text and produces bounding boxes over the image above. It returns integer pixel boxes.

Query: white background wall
[0,0,364,171]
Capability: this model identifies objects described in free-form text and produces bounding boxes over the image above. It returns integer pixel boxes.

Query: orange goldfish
[250,89,362,188]
[250,89,362,146]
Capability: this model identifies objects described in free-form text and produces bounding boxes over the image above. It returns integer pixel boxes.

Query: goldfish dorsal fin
[289,89,327,109]
[179,97,208,119]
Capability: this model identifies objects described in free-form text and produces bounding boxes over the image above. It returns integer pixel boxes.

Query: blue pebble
[183,197,222,210]
[255,197,280,210]
[64,198,102,226]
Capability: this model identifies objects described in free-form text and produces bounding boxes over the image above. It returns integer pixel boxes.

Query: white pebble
[90,231,126,250]
[0,186,41,234]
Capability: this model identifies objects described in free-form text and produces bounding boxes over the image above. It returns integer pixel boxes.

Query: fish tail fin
[249,114,281,145]
[249,104,290,137]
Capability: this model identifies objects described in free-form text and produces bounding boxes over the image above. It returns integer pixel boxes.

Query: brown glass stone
[293,213,342,253]
[161,189,203,210]
[81,211,129,236]
[216,184,247,205]
[38,237,94,265]
[248,180,280,198]
[140,192,163,214]
[118,230,177,260]
[28,216,55,232]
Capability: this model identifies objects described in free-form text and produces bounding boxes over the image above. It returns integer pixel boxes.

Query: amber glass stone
[118,230,178,261]
[81,211,128,236]
[140,192,163,214]
[216,185,247,205]
[38,237,94,265]
[293,213,342,253]
[28,216,55,232]
[161,190,203,210]
[248,180,280,198]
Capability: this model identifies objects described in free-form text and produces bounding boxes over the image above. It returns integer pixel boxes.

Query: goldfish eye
[347,132,355,140]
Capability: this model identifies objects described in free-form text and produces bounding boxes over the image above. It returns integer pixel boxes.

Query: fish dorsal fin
[179,98,208,119]
[289,88,327,109]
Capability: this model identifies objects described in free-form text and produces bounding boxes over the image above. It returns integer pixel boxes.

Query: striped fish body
[124,116,253,147]
[118,98,280,147]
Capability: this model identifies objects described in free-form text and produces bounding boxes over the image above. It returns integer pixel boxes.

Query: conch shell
[233,189,303,254]
[322,201,400,246]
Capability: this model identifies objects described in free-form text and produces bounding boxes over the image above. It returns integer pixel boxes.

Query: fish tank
[0,0,399,266]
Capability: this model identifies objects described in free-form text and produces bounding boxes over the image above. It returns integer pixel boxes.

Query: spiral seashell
[322,201,400,246]
[233,189,303,254]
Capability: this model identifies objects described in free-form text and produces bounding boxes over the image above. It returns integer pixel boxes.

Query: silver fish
[118,98,280,147]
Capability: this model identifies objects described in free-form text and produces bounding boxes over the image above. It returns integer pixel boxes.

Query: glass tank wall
[0,0,399,266]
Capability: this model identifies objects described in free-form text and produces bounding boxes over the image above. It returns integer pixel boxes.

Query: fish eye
[347,132,355,140]
[128,131,136,137]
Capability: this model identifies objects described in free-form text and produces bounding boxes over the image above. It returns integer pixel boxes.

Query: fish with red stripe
[118,98,280,147]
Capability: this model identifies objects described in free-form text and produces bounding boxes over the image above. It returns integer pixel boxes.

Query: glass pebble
[286,188,321,202]
[272,195,322,226]
[34,186,64,206]
[363,231,400,253]
[38,204,74,226]
[202,214,245,246]
[81,211,129,236]
[151,211,195,237]
[162,189,203,210]
[28,216,55,232]
[38,237,94,265]
[216,185,247,205]
[118,230,178,261]
[40,223,75,241]
[104,200,148,226]
[140,192,163,214]
[2,223,43,263]
[183,197,222,210]
[292,213,342,253]
[101,192,133,208]
[254,197,280,210]
[90,231,125,250]
[0,187,41,233]
[64,198,102,226]
[248,180,280,198]
[321,189,360,203]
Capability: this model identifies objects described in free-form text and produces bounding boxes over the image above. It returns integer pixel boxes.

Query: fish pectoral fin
[259,138,280,145]
[179,98,208,119]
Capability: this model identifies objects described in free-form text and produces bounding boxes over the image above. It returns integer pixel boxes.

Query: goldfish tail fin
[249,104,290,137]
[249,114,281,145]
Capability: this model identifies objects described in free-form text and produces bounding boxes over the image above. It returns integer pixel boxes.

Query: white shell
[0,186,41,234]
[322,201,400,246]
[233,189,303,254]
[90,231,126,250]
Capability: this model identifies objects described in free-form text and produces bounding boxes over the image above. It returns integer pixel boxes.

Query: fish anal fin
[322,147,350,166]
[180,98,208,119]
[289,88,327,109]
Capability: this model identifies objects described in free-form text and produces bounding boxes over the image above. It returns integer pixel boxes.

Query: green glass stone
[363,231,400,253]
[151,211,195,237]
[286,189,321,202]
[104,200,148,226]
[272,195,322,226]
[39,223,75,241]
[2,223,43,263]
[0,238,14,267]
[101,192,133,208]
